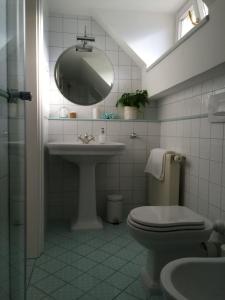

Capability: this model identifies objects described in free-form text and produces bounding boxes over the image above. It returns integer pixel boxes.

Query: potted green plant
[116,89,149,120]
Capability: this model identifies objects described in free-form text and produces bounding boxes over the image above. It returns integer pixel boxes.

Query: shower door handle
[8,89,32,102]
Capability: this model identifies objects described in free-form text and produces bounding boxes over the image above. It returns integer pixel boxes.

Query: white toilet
[127,205,213,295]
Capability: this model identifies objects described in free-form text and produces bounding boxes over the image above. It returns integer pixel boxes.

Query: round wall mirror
[54,47,114,106]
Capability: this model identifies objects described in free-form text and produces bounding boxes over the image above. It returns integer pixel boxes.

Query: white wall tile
[91,20,105,36]
[77,121,93,135]
[200,118,211,138]
[199,158,210,180]
[48,120,63,134]
[209,161,222,185]
[77,17,91,35]
[209,183,221,207]
[63,33,76,47]
[191,119,200,138]
[221,187,225,211]
[49,32,63,47]
[49,16,62,32]
[106,36,119,51]
[118,50,132,66]
[190,138,199,157]
[190,175,198,195]
[95,36,106,50]
[63,120,76,135]
[158,74,225,222]
[222,164,225,187]
[199,139,210,159]
[198,178,209,200]
[211,123,224,139]
[106,122,120,136]
[210,139,223,162]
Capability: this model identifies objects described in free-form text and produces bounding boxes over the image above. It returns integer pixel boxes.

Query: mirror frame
[54,46,115,106]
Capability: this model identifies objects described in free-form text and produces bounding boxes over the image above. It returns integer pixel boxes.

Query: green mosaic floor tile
[98,233,118,242]
[87,264,115,280]
[106,272,134,290]
[86,249,110,263]
[45,246,67,258]
[34,275,65,294]
[132,253,147,266]
[115,292,139,300]
[89,282,120,300]
[85,238,107,248]
[103,256,127,270]
[55,238,80,250]
[30,222,147,300]
[27,286,47,300]
[73,244,96,256]
[30,267,49,284]
[54,265,83,282]
[111,237,131,247]
[71,273,100,292]
[44,241,55,250]
[36,254,52,266]
[57,251,82,264]
[125,279,147,300]
[127,242,145,253]
[100,243,121,254]
[119,262,141,278]
[39,258,66,274]
[52,284,83,300]
[115,247,141,261]
[150,295,164,300]
[71,257,97,272]
[78,293,99,300]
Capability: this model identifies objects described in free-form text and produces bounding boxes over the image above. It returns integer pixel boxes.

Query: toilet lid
[127,215,205,232]
[129,206,205,229]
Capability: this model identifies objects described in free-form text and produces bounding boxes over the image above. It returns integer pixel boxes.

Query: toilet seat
[128,206,205,232]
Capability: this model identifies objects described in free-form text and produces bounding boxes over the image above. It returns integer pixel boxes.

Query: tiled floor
[27,222,163,300]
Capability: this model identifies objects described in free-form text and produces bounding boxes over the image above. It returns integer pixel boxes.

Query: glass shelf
[48,117,159,123]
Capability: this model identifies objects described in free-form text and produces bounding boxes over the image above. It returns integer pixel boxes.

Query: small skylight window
[176,0,209,40]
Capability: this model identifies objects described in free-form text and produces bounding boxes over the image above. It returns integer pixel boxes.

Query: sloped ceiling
[47,0,187,68]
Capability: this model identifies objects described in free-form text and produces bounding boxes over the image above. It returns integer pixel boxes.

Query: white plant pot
[124,106,138,120]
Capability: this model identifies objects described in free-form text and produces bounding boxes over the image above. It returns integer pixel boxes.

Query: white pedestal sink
[47,141,125,230]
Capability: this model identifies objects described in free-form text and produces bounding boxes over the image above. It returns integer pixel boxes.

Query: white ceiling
[47,0,188,68]
[47,0,187,15]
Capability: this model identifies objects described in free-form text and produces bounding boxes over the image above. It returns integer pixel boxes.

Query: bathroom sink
[47,141,125,162]
[47,141,125,230]
[160,257,225,300]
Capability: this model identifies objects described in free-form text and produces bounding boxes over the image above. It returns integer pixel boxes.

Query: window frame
[176,0,208,41]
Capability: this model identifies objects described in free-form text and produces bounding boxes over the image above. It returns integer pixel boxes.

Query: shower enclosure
[0,0,30,299]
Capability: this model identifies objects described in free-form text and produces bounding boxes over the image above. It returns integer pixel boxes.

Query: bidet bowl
[160,257,225,300]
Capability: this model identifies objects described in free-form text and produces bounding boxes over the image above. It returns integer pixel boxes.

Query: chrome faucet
[78,133,95,144]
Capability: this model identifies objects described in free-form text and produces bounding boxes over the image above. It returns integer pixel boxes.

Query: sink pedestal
[47,141,125,231]
[71,161,103,230]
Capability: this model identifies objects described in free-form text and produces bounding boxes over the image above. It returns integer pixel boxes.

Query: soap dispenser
[98,128,106,144]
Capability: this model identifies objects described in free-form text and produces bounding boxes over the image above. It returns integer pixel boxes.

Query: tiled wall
[158,72,225,222]
[47,120,160,220]
[46,13,159,220]
[47,14,157,120]
[46,14,225,223]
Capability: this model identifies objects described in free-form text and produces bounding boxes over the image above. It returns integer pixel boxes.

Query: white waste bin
[106,194,123,224]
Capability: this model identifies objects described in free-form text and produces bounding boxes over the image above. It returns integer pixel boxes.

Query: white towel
[145,148,171,180]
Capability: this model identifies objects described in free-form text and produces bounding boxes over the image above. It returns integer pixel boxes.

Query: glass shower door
[0,0,29,299]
